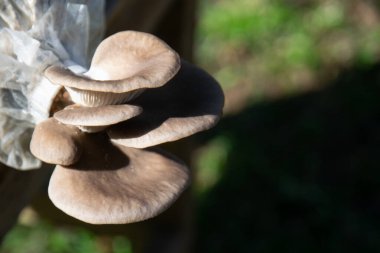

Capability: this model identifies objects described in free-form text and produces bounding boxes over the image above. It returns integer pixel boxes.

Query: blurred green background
[2,0,380,252]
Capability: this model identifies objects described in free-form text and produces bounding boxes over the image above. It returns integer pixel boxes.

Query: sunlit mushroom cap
[48,133,190,224]
[45,31,180,106]
[30,118,84,166]
[108,61,224,148]
[54,104,142,132]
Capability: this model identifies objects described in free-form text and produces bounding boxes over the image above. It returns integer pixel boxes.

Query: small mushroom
[45,31,180,107]
[30,118,84,166]
[107,61,224,148]
[54,104,143,133]
[48,133,190,224]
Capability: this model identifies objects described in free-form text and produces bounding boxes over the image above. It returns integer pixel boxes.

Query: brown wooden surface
[106,0,197,61]
[106,0,175,35]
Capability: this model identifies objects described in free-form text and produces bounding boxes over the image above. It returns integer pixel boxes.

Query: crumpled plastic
[0,0,105,170]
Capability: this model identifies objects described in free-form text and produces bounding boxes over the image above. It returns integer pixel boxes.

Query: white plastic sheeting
[0,0,105,170]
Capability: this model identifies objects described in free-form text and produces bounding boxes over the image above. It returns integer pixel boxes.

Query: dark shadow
[0,163,51,242]
[65,133,129,171]
[196,62,380,253]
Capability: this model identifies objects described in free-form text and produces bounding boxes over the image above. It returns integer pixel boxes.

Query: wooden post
[106,0,197,61]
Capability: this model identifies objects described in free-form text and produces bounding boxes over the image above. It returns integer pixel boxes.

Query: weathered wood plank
[106,0,197,60]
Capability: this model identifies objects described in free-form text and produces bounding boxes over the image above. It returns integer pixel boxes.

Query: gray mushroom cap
[48,133,190,224]
[107,61,224,148]
[30,118,84,166]
[44,31,180,106]
[54,104,142,126]
[45,31,180,92]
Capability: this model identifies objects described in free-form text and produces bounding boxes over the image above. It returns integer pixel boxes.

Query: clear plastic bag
[0,0,105,170]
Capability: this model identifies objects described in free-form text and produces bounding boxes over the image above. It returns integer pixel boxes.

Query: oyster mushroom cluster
[30,31,224,224]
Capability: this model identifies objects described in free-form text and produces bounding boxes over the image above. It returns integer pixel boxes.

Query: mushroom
[45,31,180,107]
[107,61,224,148]
[30,118,84,166]
[29,31,224,224]
[48,133,189,224]
[54,104,143,133]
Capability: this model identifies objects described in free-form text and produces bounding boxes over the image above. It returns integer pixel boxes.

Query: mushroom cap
[107,61,224,148]
[62,87,145,107]
[30,118,84,166]
[44,31,180,93]
[54,104,143,127]
[48,133,190,224]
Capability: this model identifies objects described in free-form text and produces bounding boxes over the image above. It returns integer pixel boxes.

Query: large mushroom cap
[48,133,190,224]
[30,118,84,166]
[107,61,224,148]
[45,31,180,93]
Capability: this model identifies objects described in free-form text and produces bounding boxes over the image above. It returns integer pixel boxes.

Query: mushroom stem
[63,60,88,74]
[30,77,63,123]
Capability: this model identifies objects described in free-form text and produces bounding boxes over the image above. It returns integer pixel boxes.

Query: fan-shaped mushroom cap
[48,133,190,224]
[54,104,143,133]
[107,61,224,148]
[30,118,84,166]
[45,31,180,107]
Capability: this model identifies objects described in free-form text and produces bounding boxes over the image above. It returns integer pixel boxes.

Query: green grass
[195,0,380,104]
[1,222,132,253]
[196,0,380,103]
